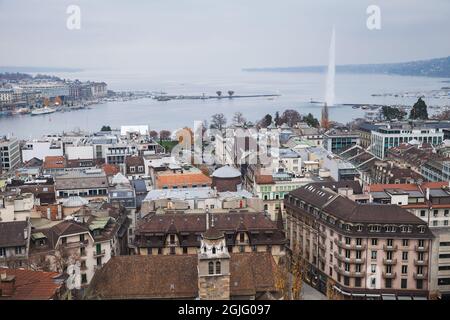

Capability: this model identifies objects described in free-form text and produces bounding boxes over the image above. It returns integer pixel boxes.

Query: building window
[183,247,188,254]
[355,278,361,287]
[402,251,408,261]
[387,239,393,247]
[81,274,87,284]
[371,251,377,260]
[401,279,407,289]
[402,239,409,247]
[372,238,378,246]
[215,261,221,274]
[356,238,362,246]
[385,279,392,288]
[345,237,351,245]
[208,261,214,275]
[371,264,376,273]
[416,279,423,289]
[420,210,426,217]
[344,276,350,286]
[402,265,408,274]
[158,248,162,255]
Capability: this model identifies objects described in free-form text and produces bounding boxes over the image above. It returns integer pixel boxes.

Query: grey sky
[0,0,449,74]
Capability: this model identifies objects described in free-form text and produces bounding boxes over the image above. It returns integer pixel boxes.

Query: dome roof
[62,196,88,208]
[212,166,241,178]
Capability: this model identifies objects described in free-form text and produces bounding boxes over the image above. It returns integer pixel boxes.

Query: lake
[1,69,449,139]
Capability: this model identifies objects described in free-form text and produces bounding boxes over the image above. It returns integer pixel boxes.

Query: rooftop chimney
[0,274,16,297]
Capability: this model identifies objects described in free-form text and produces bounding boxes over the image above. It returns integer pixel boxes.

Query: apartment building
[0,219,31,268]
[285,182,433,300]
[368,182,450,297]
[29,202,129,286]
[371,127,444,160]
[0,137,20,172]
[134,211,287,263]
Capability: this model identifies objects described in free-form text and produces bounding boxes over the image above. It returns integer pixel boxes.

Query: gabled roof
[0,268,62,300]
[86,253,278,299]
[0,221,28,247]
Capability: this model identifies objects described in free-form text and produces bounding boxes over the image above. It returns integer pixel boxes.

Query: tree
[303,113,320,128]
[159,130,171,141]
[216,90,222,97]
[432,110,450,121]
[409,98,429,120]
[227,90,234,97]
[149,130,158,140]
[259,114,272,128]
[281,109,302,127]
[101,125,112,132]
[210,113,227,130]
[232,112,246,125]
[274,111,282,126]
[382,106,406,121]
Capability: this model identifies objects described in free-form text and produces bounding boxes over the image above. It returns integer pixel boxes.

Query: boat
[31,107,56,116]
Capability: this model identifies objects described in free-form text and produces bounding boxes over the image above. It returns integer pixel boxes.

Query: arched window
[208,261,214,274]
[212,247,216,254]
[215,261,221,274]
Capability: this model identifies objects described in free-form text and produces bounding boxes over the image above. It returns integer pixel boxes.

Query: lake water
[1,69,449,139]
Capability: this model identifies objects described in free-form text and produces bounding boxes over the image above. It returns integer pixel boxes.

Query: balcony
[414,272,427,280]
[334,239,366,250]
[382,258,397,265]
[383,244,398,251]
[333,252,365,264]
[93,249,106,257]
[62,239,89,248]
[333,265,366,278]
[415,245,428,252]
[382,272,397,279]
[414,259,427,266]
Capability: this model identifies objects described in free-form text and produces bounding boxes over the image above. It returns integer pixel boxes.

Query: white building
[22,140,63,162]
[65,145,94,160]
[371,127,445,159]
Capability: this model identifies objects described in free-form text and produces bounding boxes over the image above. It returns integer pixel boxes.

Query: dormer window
[212,247,216,254]
[418,226,426,233]
[356,225,363,232]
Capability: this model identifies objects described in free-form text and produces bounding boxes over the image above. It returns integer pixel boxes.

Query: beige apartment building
[285,182,433,300]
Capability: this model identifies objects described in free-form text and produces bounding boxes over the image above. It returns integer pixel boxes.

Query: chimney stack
[0,274,16,297]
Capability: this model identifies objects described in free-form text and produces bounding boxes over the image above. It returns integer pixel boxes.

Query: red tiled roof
[368,184,420,192]
[102,164,120,176]
[0,268,62,300]
[43,156,66,169]
[156,172,211,188]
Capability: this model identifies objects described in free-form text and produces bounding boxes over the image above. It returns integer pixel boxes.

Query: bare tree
[281,109,302,127]
[232,112,246,125]
[227,90,235,97]
[216,90,222,97]
[159,130,172,141]
[149,130,158,140]
[210,113,227,130]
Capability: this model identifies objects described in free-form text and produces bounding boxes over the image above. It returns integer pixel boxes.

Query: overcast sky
[0,0,449,74]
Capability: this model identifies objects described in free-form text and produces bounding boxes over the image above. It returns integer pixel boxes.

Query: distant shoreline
[0,66,83,73]
[243,56,450,78]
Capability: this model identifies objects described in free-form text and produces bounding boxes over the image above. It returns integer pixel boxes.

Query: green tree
[303,113,320,128]
[409,98,428,120]
[100,125,112,132]
[274,111,282,126]
[382,106,406,121]
[259,114,272,128]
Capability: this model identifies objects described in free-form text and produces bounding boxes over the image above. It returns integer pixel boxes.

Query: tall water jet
[325,26,336,106]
